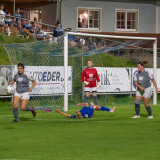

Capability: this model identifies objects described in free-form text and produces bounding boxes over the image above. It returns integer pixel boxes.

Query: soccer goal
[3,32,157,112]
[63,32,157,111]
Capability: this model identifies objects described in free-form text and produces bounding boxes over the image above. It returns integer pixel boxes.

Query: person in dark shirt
[53,20,63,42]
[21,19,32,38]
[5,13,12,27]
[7,63,36,122]
[10,17,20,36]
[13,8,22,21]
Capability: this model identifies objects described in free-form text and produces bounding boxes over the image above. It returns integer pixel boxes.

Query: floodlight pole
[13,0,16,14]
[153,39,157,105]
[64,32,68,111]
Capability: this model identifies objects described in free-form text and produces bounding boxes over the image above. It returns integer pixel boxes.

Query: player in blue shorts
[55,102,116,119]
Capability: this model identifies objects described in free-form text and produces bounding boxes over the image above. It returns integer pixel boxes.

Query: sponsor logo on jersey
[18,77,23,81]
[89,74,93,78]
[138,76,143,80]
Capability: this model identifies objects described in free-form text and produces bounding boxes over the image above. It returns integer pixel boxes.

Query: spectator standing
[0,3,5,32]
[5,13,12,27]
[33,17,39,28]
[13,8,22,21]
[53,20,63,42]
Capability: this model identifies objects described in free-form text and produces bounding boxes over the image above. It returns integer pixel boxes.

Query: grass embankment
[0,34,35,65]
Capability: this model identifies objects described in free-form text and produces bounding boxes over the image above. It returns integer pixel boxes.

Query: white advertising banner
[13,66,72,95]
[95,67,131,93]
[2,65,159,95]
[93,67,159,93]
[0,65,12,95]
[157,69,160,90]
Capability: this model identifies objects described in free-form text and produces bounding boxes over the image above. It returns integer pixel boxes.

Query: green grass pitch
[0,101,160,160]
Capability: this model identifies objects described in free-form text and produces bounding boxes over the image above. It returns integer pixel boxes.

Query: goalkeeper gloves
[98,82,101,87]
[84,81,89,86]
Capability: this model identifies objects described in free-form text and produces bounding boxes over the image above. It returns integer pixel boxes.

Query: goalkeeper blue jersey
[71,106,94,118]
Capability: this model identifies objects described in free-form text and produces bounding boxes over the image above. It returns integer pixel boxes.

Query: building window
[78,8,101,31]
[116,9,139,32]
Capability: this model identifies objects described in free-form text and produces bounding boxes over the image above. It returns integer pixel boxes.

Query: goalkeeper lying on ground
[55,102,116,119]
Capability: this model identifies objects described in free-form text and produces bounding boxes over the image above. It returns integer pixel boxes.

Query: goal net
[64,32,157,110]
[3,32,157,113]
[3,40,65,112]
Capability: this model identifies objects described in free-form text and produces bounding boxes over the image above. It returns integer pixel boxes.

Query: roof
[83,0,160,6]
[1,0,55,3]
[1,0,56,9]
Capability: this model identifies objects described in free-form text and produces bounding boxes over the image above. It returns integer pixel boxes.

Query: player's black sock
[93,96,98,105]
[13,108,19,121]
[85,96,90,104]
[145,106,152,116]
[135,104,140,115]
[25,107,34,111]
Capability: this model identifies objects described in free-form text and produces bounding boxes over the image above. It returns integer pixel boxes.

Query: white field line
[16,118,160,124]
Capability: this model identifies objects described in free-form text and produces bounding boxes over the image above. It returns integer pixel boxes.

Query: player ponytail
[137,61,147,67]
[75,111,82,119]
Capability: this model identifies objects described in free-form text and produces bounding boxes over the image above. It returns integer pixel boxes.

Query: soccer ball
[6,85,15,94]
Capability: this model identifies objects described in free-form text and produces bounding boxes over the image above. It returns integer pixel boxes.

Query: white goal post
[63,32,157,111]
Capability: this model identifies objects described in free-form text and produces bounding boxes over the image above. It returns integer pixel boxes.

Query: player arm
[9,80,15,85]
[134,82,143,89]
[81,70,89,85]
[95,69,101,87]
[148,72,158,94]
[5,80,15,91]
[29,80,36,92]
[134,74,144,90]
[28,74,36,92]
[152,79,158,94]
[81,70,85,82]
[134,81,144,91]
[55,109,72,118]
[77,103,88,106]
[9,74,16,85]
[30,80,36,90]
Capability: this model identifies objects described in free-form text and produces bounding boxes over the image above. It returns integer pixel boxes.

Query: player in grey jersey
[133,62,158,119]
[8,63,36,122]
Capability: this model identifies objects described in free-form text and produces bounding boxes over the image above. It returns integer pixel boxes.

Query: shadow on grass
[19,117,30,121]
[5,127,15,129]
